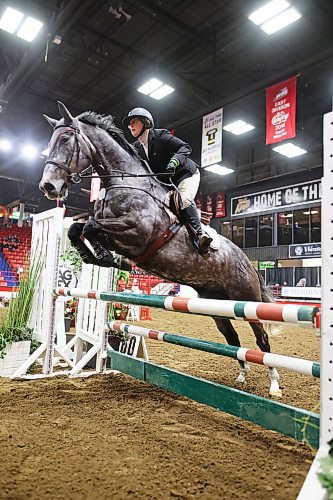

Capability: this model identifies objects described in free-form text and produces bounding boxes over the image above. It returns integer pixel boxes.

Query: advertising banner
[231,179,321,216]
[289,243,321,258]
[201,108,223,167]
[90,173,101,202]
[215,191,225,217]
[266,76,297,145]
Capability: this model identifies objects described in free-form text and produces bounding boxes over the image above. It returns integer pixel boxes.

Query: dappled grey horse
[39,102,281,397]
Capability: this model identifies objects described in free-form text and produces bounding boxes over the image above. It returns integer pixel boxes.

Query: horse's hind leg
[213,318,251,384]
[249,322,282,398]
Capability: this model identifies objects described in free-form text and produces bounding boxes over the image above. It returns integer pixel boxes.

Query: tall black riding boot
[181,203,213,254]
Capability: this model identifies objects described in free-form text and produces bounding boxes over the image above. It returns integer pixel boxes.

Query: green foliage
[0,254,43,358]
[116,270,130,284]
[60,245,82,275]
[318,439,333,498]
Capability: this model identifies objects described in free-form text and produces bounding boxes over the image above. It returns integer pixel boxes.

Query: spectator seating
[0,223,32,290]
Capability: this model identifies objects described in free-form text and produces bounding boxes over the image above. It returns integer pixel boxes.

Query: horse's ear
[43,114,57,129]
[57,101,74,125]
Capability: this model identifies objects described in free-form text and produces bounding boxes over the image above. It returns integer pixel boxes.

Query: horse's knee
[82,220,98,239]
[68,222,85,241]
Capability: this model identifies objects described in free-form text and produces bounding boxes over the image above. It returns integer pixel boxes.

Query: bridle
[45,122,97,184]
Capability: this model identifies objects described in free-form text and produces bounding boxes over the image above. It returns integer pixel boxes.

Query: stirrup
[198,234,213,254]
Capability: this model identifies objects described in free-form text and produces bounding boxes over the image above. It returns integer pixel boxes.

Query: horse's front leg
[82,220,132,271]
[68,222,102,266]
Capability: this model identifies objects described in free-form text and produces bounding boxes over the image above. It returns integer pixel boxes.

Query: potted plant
[112,302,129,320]
[0,255,42,377]
[64,298,78,332]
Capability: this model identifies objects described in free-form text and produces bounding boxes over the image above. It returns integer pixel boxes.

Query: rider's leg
[177,171,212,254]
[82,220,132,271]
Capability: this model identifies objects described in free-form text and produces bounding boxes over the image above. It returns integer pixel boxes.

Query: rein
[45,123,172,185]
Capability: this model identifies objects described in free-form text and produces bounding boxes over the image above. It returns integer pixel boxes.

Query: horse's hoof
[269,388,283,398]
[236,374,246,383]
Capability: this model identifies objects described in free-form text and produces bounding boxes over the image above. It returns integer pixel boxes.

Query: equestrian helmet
[123,108,154,128]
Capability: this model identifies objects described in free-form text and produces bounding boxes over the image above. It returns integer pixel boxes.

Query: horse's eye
[60,136,70,144]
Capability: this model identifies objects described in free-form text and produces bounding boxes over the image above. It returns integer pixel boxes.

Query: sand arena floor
[0,310,319,499]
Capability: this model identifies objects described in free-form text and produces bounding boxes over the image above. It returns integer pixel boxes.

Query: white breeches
[177,169,200,209]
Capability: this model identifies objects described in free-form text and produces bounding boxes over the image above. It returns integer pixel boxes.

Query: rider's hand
[166,157,180,175]
[166,163,176,175]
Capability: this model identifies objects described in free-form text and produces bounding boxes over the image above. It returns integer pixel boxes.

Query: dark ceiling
[0,0,332,216]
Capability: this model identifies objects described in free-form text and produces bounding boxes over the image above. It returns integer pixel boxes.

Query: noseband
[45,123,97,184]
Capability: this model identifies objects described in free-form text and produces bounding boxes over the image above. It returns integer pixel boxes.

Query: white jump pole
[297,112,333,498]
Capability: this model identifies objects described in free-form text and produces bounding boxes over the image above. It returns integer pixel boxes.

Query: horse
[39,101,281,397]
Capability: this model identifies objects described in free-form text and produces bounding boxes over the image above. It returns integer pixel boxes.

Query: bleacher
[0,223,32,291]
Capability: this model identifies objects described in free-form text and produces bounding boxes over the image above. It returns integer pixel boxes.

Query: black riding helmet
[122,107,154,128]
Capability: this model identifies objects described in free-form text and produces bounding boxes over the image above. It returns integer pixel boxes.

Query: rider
[122,108,212,254]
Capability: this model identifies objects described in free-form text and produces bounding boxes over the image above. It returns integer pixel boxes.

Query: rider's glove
[166,157,180,175]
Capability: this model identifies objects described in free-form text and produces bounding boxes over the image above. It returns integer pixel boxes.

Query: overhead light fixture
[248,0,289,25]
[261,7,302,34]
[22,145,37,159]
[223,120,255,135]
[150,84,175,100]
[248,0,302,34]
[272,143,307,158]
[17,16,43,41]
[204,164,234,176]
[0,7,23,33]
[0,7,43,42]
[0,139,12,151]
[303,210,319,215]
[137,78,175,100]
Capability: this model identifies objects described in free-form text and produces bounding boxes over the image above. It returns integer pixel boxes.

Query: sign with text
[201,108,223,167]
[266,76,297,144]
[231,179,321,216]
[259,260,276,270]
[281,287,321,299]
[289,243,321,258]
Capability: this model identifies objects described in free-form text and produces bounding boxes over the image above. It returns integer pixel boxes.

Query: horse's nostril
[44,182,56,193]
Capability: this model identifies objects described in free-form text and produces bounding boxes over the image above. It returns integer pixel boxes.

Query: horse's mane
[77,111,141,160]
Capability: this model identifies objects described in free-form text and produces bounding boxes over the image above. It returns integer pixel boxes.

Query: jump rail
[107,320,320,378]
[54,288,320,329]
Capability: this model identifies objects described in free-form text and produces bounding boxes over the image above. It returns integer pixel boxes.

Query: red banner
[196,195,202,211]
[206,194,213,217]
[215,191,225,217]
[266,76,297,145]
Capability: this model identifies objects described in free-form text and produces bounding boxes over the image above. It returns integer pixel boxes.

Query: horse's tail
[258,272,274,303]
[257,272,282,336]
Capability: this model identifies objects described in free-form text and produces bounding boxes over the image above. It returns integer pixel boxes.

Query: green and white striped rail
[54,288,320,328]
[107,320,320,378]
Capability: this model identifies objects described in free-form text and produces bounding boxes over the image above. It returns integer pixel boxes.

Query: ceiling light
[149,84,175,100]
[248,0,290,25]
[22,145,37,159]
[272,143,307,158]
[137,78,163,95]
[261,7,302,34]
[17,16,43,42]
[0,7,23,34]
[137,78,175,100]
[303,210,319,215]
[223,120,255,135]
[0,139,12,151]
[204,164,234,176]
